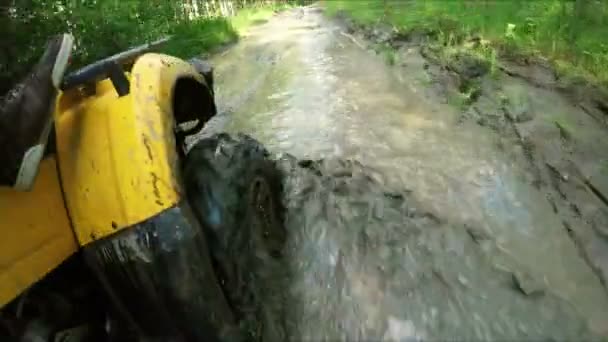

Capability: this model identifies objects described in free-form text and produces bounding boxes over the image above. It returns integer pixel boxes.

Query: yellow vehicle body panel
[55,53,202,245]
[0,158,78,307]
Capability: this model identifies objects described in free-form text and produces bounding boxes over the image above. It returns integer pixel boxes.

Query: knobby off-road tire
[183,133,286,341]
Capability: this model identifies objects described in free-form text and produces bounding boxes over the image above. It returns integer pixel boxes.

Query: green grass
[164,18,239,58]
[416,73,434,87]
[384,48,397,66]
[324,0,608,88]
[232,7,276,34]
[554,119,574,140]
[232,2,295,34]
[448,93,471,111]
[549,111,578,140]
[1,2,291,93]
[165,4,292,58]
[373,43,397,65]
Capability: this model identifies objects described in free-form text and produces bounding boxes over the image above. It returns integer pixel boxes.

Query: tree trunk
[219,0,227,17]
[192,0,199,18]
[204,1,211,17]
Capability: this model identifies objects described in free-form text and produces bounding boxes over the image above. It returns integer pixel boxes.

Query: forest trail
[198,5,608,339]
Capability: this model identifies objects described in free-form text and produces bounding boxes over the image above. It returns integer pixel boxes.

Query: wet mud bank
[336,5,608,312]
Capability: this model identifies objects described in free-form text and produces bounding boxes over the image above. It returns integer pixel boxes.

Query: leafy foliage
[324,0,608,87]
[0,0,302,94]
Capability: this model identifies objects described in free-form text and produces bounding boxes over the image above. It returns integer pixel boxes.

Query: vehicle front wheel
[183,133,286,341]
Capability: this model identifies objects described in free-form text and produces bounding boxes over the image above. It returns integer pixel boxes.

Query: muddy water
[205,6,608,339]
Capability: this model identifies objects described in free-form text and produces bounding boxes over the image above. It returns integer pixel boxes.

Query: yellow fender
[0,158,77,307]
[55,53,206,245]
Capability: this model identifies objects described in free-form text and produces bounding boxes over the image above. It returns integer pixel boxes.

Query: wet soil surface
[197,5,608,340]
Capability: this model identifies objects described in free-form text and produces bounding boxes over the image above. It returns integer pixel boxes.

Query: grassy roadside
[324,0,608,88]
[165,4,292,58]
[163,18,238,58]
[1,2,292,93]
[232,3,294,35]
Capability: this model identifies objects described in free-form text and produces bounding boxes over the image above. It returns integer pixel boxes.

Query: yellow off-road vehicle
[0,38,284,341]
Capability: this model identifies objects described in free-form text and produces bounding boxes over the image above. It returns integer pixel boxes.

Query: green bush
[1,0,298,94]
[164,18,238,59]
[2,1,179,92]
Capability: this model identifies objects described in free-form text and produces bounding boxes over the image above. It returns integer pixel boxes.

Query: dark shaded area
[183,133,286,341]
[0,256,117,341]
[1,1,177,94]
[251,18,269,26]
[85,204,236,341]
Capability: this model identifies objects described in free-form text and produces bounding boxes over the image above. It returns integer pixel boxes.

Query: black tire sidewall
[183,134,285,340]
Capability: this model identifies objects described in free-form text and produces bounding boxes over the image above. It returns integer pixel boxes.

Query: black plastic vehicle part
[61,37,170,93]
[83,203,239,342]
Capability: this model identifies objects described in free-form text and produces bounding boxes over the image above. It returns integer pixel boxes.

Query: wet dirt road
[202,5,608,340]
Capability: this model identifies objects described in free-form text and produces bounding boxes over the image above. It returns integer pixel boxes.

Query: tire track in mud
[499,83,608,295]
[335,0,608,294]
[332,15,608,332]
[264,154,599,340]
[410,20,608,335]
